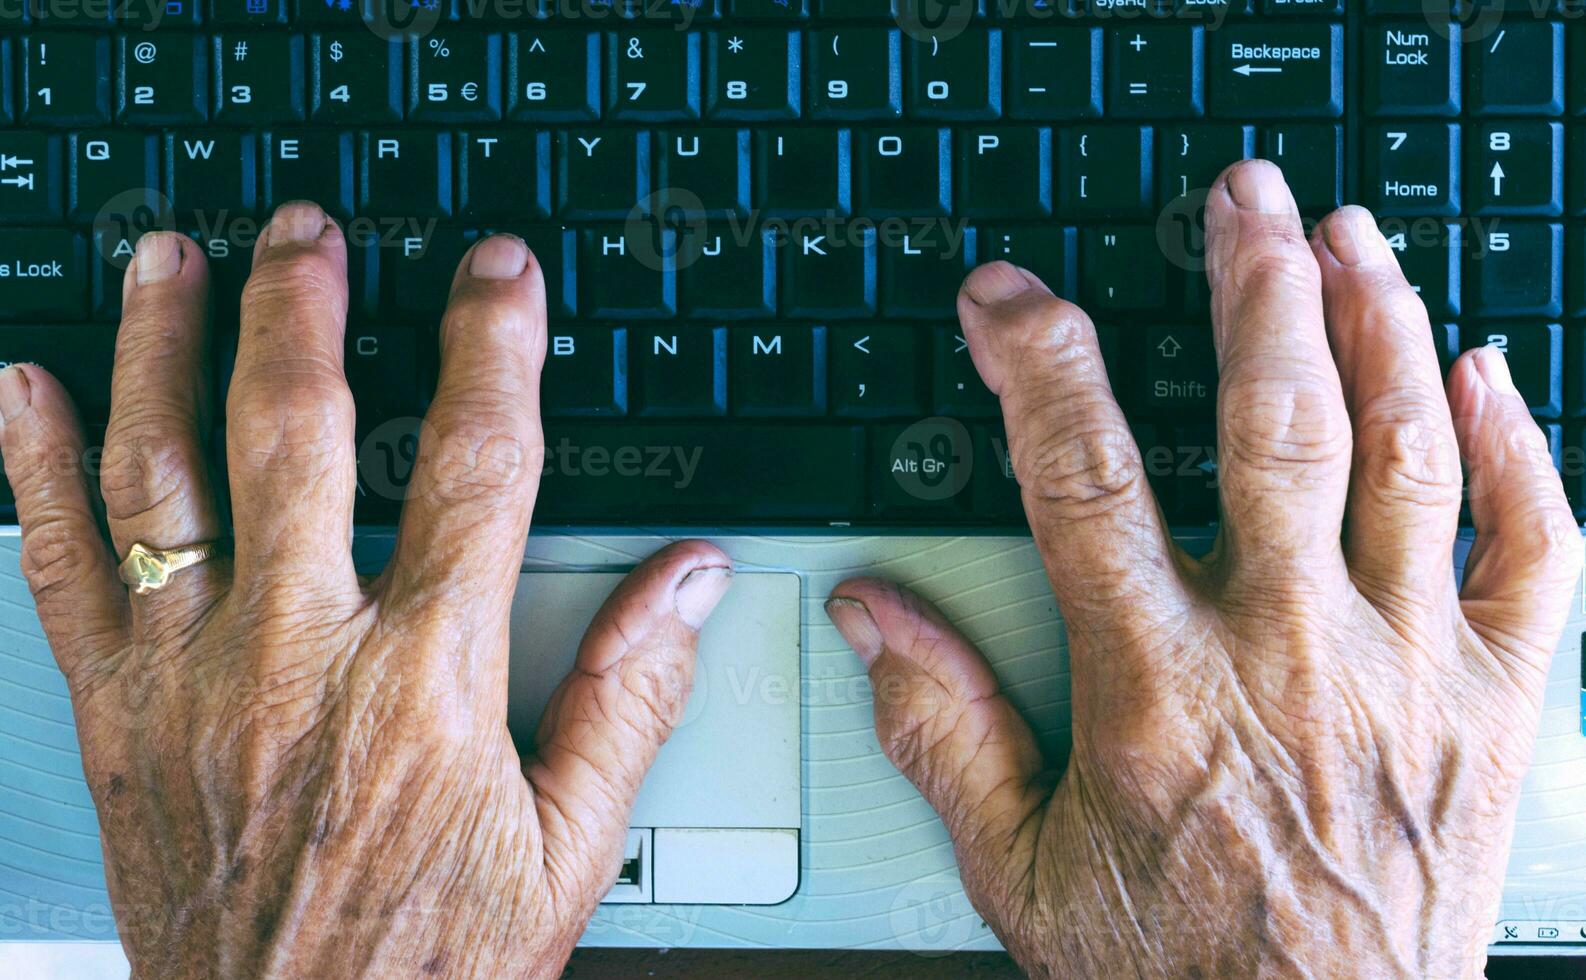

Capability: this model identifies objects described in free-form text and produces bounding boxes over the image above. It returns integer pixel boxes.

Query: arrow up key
[1210,24,1342,119]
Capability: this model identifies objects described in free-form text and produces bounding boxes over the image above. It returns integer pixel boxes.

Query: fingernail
[266,201,329,246]
[469,234,529,280]
[675,565,732,631]
[961,261,1038,307]
[1321,207,1392,267]
[1225,159,1290,213]
[133,232,183,285]
[825,597,883,667]
[0,365,32,428]
[1475,345,1520,397]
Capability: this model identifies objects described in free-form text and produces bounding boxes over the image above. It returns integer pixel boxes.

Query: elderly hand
[828,161,1580,978]
[0,203,732,977]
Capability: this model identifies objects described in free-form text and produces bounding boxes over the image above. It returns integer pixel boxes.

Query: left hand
[0,204,730,977]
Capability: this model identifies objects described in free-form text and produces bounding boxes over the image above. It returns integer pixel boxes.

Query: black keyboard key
[1466,122,1563,217]
[410,31,502,123]
[580,226,676,318]
[783,223,876,318]
[958,127,1051,218]
[118,34,207,125]
[607,30,700,122]
[345,325,424,430]
[544,326,626,418]
[1106,25,1204,120]
[1265,124,1341,213]
[182,224,256,317]
[906,27,1000,120]
[262,130,354,220]
[557,129,648,219]
[830,325,923,417]
[882,225,974,318]
[1468,222,1562,318]
[976,224,1074,300]
[1008,27,1101,121]
[0,132,63,223]
[1381,218,1460,319]
[361,131,452,218]
[932,327,996,418]
[1365,124,1459,217]
[706,28,800,120]
[0,230,87,320]
[730,324,824,417]
[1142,325,1217,414]
[213,0,288,24]
[633,326,725,417]
[0,41,11,126]
[22,33,110,126]
[658,128,750,217]
[1058,126,1152,219]
[312,33,403,125]
[166,132,256,222]
[1364,22,1459,117]
[808,27,901,120]
[971,424,1021,523]
[71,131,160,226]
[1468,20,1564,116]
[871,419,972,518]
[214,34,305,124]
[859,127,950,217]
[755,127,850,216]
[381,225,475,318]
[1158,124,1254,205]
[0,325,114,419]
[1083,226,1167,314]
[1209,23,1343,118]
[458,130,550,221]
[535,424,864,523]
[681,225,775,319]
[1461,324,1562,417]
[508,31,600,123]
[504,224,575,319]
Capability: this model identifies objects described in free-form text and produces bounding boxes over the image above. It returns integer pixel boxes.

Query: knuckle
[1226,246,1320,306]
[1352,274,1431,331]
[20,517,97,607]
[228,378,353,471]
[242,250,345,316]
[413,411,539,504]
[1351,397,1461,510]
[98,420,196,523]
[1218,370,1352,477]
[618,647,692,737]
[1017,417,1148,517]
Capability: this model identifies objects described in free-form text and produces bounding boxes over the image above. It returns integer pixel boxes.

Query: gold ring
[118,540,229,596]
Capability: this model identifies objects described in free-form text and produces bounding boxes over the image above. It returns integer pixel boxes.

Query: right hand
[827,161,1580,978]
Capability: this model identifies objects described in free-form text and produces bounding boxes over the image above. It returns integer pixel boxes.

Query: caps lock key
[0,228,85,319]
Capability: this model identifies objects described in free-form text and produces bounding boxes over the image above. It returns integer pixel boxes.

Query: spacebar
[537,424,865,521]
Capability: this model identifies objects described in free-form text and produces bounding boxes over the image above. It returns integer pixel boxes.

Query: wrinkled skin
[0,206,734,977]
[826,162,1581,978]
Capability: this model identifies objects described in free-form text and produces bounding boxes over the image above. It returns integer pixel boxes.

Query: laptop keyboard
[0,1,1583,528]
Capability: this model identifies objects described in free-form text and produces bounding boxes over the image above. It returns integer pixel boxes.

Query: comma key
[0,229,86,320]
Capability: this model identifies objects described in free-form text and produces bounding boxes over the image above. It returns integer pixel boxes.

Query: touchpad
[507,572,801,906]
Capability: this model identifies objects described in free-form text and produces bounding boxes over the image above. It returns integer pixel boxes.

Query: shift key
[0,229,86,319]
[1143,326,1217,413]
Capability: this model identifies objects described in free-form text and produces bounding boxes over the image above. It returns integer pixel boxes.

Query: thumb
[527,541,732,907]
[826,579,1049,879]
